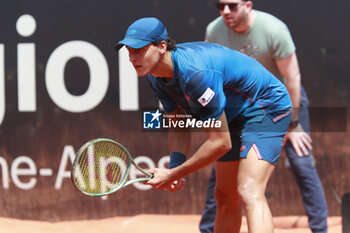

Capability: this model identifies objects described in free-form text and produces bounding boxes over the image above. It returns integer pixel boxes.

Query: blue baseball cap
[115,17,168,51]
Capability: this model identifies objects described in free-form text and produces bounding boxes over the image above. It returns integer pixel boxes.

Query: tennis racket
[71,138,153,196]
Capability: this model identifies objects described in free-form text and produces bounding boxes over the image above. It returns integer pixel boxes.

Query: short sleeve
[270,22,296,60]
[185,70,226,120]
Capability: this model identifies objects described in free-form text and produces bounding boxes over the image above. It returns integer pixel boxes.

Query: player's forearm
[167,106,191,155]
[170,133,231,180]
[168,129,191,155]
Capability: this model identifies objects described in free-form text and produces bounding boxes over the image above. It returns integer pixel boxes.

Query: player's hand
[144,168,174,191]
[166,178,186,192]
[283,123,312,157]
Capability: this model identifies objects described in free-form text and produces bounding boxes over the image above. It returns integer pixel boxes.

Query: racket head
[71,138,132,196]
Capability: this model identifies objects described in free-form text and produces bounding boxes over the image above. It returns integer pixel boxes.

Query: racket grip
[169,152,186,169]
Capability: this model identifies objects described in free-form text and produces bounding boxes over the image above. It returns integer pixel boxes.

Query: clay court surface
[0,215,342,233]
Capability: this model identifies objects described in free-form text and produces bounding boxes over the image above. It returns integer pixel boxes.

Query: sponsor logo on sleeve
[198,87,215,107]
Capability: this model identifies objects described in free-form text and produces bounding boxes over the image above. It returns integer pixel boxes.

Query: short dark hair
[152,36,177,51]
[166,36,177,51]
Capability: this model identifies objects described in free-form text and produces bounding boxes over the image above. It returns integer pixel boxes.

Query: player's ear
[159,40,168,54]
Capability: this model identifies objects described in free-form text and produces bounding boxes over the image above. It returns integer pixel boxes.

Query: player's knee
[237,181,262,207]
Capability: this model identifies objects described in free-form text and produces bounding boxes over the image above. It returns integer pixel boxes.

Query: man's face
[218,0,249,30]
[126,43,162,77]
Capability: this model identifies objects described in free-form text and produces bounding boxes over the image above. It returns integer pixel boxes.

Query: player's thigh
[237,146,275,191]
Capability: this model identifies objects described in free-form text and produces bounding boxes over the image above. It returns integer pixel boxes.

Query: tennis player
[115,17,292,233]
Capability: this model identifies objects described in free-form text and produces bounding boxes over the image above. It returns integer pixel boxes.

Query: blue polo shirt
[148,42,291,124]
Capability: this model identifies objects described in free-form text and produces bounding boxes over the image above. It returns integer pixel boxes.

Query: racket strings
[73,141,131,194]
[99,143,125,192]
[109,147,125,185]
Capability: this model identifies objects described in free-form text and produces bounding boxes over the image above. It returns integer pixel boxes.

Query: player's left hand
[166,178,186,192]
[283,123,312,156]
[144,168,177,191]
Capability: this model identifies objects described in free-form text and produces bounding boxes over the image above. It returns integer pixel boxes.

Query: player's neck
[150,51,174,79]
[233,10,256,33]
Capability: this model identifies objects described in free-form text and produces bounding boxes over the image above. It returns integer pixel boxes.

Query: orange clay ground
[0,215,342,233]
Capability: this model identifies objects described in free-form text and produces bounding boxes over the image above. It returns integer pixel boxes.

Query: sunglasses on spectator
[216,2,244,11]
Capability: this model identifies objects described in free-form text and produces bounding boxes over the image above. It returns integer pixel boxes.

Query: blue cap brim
[115,38,151,51]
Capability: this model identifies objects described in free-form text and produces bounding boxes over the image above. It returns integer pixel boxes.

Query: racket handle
[169,152,186,169]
